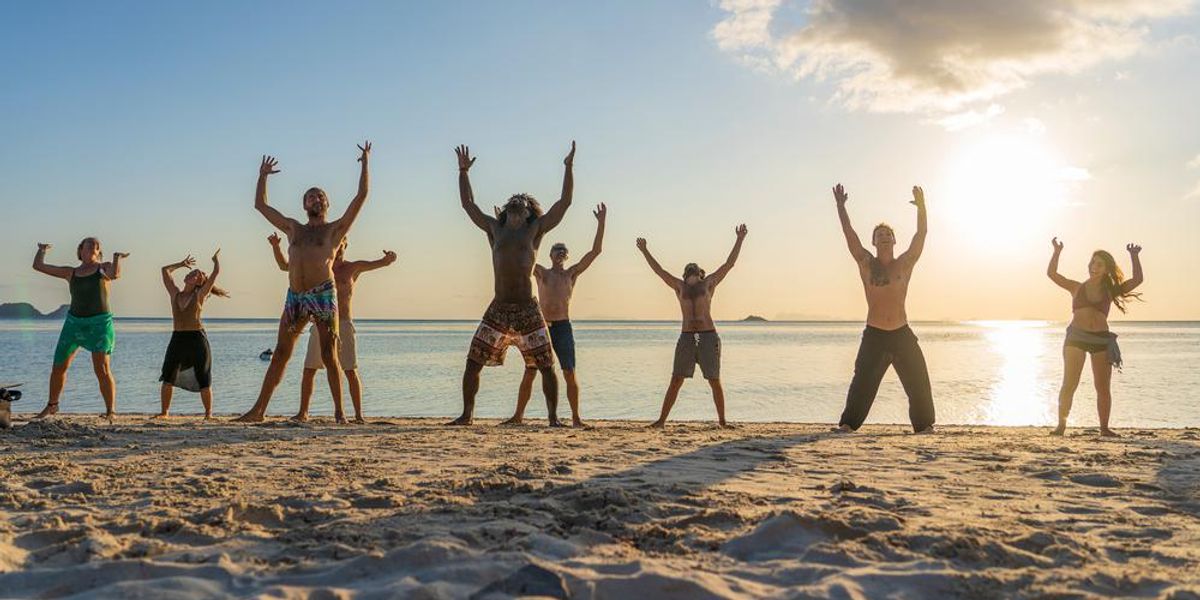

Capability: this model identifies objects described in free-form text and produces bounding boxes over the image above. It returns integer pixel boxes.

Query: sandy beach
[1,417,1197,599]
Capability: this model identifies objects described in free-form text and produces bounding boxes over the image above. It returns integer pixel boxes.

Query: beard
[306,206,325,218]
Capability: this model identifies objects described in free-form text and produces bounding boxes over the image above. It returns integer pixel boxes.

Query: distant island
[0,303,70,319]
[741,315,769,322]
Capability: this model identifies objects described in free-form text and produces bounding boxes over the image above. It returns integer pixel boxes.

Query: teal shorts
[54,312,115,365]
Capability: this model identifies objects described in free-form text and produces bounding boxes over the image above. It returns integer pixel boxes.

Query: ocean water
[0,319,1196,428]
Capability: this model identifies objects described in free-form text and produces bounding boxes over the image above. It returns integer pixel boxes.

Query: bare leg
[91,352,116,420]
[200,387,213,420]
[563,370,588,428]
[1053,345,1087,435]
[293,368,317,422]
[314,321,345,423]
[345,369,364,423]
[37,355,74,418]
[449,359,485,425]
[1091,351,1118,437]
[649,376,686,428]
[156,383,173,418]
[707,377,731,427]
[502,367,538,425]
[235,318,302,422]
[540,366,562,427]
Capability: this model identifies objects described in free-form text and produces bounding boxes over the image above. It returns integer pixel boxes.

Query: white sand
[1,416,1198,599]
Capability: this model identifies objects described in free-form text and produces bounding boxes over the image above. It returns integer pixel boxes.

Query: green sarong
[54,312,115,365]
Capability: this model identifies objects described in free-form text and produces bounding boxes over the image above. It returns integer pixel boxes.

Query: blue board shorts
[548,320,576,371]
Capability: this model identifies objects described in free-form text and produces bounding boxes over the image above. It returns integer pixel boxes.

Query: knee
[92,362,111,377]
[538,367,556,378]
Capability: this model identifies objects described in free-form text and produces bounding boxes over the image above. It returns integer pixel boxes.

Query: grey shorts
[673,331,721,379]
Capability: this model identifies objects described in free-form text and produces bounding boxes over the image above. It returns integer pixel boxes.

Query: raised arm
[161,255,195,295]
[570,203,606,277]
[1121,243,1144,293]
[333,141,371,236]
[255,155,297,233]
[268,233,289,271]
[350,250,398,275]
[636,238,681,289]
[707,224,748,288]
[1046,237,1078,292]
[536,141,575,235]
[31,243,73,279]
[198,249,222,299]
[899,185,927,265]
[103,251,129,280]
[456,145,495,233]
[834,184,869,263]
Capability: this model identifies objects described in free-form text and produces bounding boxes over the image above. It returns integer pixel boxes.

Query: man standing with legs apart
[638,225,747,429]
[448,142,575,426]
[505,202,607,428]
[235,141,372,424]
[831,184,935,434]
[269,234,397,423]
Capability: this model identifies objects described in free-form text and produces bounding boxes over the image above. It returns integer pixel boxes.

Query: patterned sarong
[282,280,338,335]
[54,312,115,365]
[468,298,554,368]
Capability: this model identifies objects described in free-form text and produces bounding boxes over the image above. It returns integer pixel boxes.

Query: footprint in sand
[1068,473,1122,488]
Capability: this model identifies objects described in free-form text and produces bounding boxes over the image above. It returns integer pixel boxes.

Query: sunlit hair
[1092,250,1141,313]
[551,243,568,255]
[497,193,543,225]
[76,237,101,261]
[304,187,329,205]
[682,262,706,280]
[188,270,230,299]
[872,223,895,241]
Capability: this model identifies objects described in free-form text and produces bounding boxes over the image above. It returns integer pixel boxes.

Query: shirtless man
[269,234,397,423]
[832,183,934,434]
[505,202,606,427]
[638,225,747,428]
[234,142,372,423]
[448,142,575,426]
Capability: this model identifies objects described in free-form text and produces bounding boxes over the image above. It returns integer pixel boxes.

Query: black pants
[838,325,935,432]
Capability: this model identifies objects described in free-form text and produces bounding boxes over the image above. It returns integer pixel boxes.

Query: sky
[1,1,1198,321]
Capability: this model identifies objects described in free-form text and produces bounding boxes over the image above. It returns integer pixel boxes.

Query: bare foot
[572,419,593,429]
[548,419,567,428]
[352,416,366,425]
[151,413,170,419]
[203,415,215,422]
[1050,425,1066,436]
[1099,428,1121,438]
[914,426,937,435]
[100,412,115,422]
[647,420,665,429]
[33,403,59,420]
[289,413,309,423]
[830,424,854,434]
[446,415,473,426]
[233,411,265,423]
[335,413,347,425]
[719,421,737,429]
[499,416,525,426]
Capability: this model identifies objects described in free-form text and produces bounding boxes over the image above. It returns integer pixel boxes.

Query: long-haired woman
[31,238,130,419]
[1047,239,1143,436]
[156,250,228,419]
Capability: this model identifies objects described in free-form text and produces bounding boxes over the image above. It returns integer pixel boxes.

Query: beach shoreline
[2,417,1197,598]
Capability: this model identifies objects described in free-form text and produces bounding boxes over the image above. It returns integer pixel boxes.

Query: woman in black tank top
[30,238,129,420]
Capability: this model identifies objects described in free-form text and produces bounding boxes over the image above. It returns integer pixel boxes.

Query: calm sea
[0,319,1196,428]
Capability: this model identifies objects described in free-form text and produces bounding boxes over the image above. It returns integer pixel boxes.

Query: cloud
[930,103,1004,131]
[713,0,1192,115]
[1188,154,1200,169]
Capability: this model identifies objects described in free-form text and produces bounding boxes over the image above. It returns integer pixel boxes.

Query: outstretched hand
[113,252,130,260]
[1051,237,1064,252]
[455,145,476,172]
[180,255,196,269]
[563,141,576,168]
[735,224,748,239]
[382,250,398,264]
[833,183,848,205]
[636,237,648,252]
[211,248,221,263]
[1126,243,1142,256]
[268,232,281,246]
[357,141,372,163]
[593,202,607,221]
[260,155,280,177]
[36,242,52,252]
[910,185,925,208]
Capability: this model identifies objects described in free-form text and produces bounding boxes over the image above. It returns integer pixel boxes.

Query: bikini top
[1072,283,1111,316]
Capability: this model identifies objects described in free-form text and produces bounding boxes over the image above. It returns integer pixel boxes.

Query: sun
[939,133,1085,248]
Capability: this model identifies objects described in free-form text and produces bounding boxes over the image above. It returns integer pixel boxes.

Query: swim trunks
[282,280,338,335]
[468,298,554,368]
[53,312,115,365]
[548,320,576,371]
[673,331,720,379]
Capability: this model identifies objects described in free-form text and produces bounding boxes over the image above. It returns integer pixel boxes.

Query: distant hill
[741,315,769,322]
[0,303,70,319]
